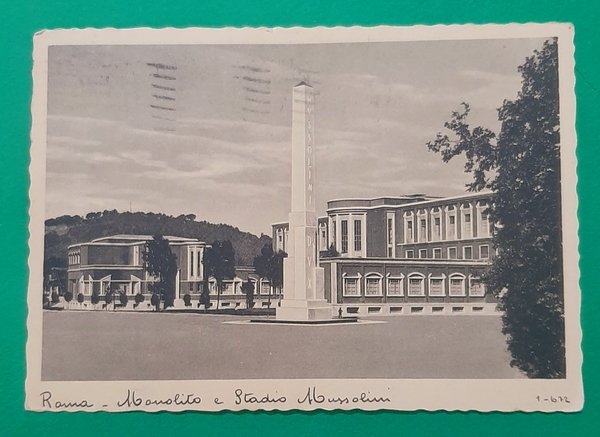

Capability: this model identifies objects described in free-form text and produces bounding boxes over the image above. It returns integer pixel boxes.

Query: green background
[1,0,597,435]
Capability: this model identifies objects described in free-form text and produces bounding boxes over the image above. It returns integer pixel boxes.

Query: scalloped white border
[26,24,582,412]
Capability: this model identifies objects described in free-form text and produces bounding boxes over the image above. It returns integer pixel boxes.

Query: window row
[187,246,204,280]
[403,202,491,244]
[404,245,490,260]
[205,279,277,296]
[68,251,81,266]
[342,273,486,298]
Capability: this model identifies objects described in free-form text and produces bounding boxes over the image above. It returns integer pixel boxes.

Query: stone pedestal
[276,82,332,322]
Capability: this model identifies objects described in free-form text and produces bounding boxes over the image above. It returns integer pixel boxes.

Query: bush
[77,293,84,303]
[64,291,73,303]
[151,293,160,309]
[104,292,113,305]
[119,292,128,306]
[51,291,59,304]
[183,294,192,307]
[134,293,145,304]
[91,291,100,305]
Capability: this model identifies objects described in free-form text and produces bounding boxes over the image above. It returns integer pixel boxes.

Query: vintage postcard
[26,24,582,412]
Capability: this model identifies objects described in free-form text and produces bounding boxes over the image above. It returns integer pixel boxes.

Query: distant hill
[44,210,272,270]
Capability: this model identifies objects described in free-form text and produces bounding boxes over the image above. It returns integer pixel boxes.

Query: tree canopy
[202,240,236,309]
[143,234,178,308]
[253,243,285,303]
[426,39,564,378]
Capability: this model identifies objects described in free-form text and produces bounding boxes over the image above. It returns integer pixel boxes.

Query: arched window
[386,273,404,296]
[233,278,243,294]
[364,273,383,296]
[469,275,486,297]
[208,278,217,294]
[407,273,425,297]
[260,280,271,295]
[449,273,466,297]
[222,280,234,295]
[428,273,446,297]
[342,272,361,297]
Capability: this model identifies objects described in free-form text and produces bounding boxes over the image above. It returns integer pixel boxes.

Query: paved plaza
[42,311,523,381]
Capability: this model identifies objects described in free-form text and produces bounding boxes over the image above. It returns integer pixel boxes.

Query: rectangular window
[365,277,381,296]
[133,246,140,265]
[469,277,485,297]
[261,282,271,295]
[341,220,348,253]
[450,277,465,296]
[419,219,427,242]
[433,216,441,240]
[321,227,327,251]
[433,248,442,259]
[386,213,395,257]
[387,278,403,296]
[189,283,194,292]
[189,250,195,278]
[344,277,359,296]
[429,278,445,296]
[448,214,456,240]
[463,246,473,260]
[406,220,413,243]
[406,250,414,259]
[332,221,336,246]
[408,277,424,296]
[480,245,490,259]
[463,212,472,238]
[419,249,427,259]
[197,249,202,278]
[480,212,490,237]
[448,247,457,259]
[354,219,362,252]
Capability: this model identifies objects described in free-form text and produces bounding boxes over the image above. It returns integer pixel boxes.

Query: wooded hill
[44,210,272,269]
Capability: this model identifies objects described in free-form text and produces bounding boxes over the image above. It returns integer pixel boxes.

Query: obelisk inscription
[277,82,331,321]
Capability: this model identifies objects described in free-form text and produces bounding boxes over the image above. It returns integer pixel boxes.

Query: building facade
[272,191,497,315]
[67,234,280,309]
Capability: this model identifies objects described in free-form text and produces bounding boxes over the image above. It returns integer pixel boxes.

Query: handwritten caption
[40,386,391,410]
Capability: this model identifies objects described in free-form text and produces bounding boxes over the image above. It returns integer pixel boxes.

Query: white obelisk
[277,82,331,321]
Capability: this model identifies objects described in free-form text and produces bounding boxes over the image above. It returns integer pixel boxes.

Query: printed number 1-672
[536,395,570,403]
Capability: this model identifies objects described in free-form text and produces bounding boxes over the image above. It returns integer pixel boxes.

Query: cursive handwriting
[234,388,287,405]
[298,386,391,405]
[117,389,202,408]
[40,391,94,409]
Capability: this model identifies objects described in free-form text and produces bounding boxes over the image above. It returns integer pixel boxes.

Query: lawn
[42,311,523,380]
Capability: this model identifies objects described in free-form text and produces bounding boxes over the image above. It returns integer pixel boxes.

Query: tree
[270,251,285,298]
[426,39,564,378]
[241,279,255,309]
[253,244,272,305]
[202,240,236,310]
[253,244,285,306]
[143,234,178,309]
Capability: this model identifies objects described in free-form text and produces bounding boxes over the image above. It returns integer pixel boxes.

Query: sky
[46,37,547,236]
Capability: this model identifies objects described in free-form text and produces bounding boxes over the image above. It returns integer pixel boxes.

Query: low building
[66,234,280,309]
[272,191,497,315]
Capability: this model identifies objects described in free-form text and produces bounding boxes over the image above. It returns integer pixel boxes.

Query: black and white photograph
[27,25,582,412]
